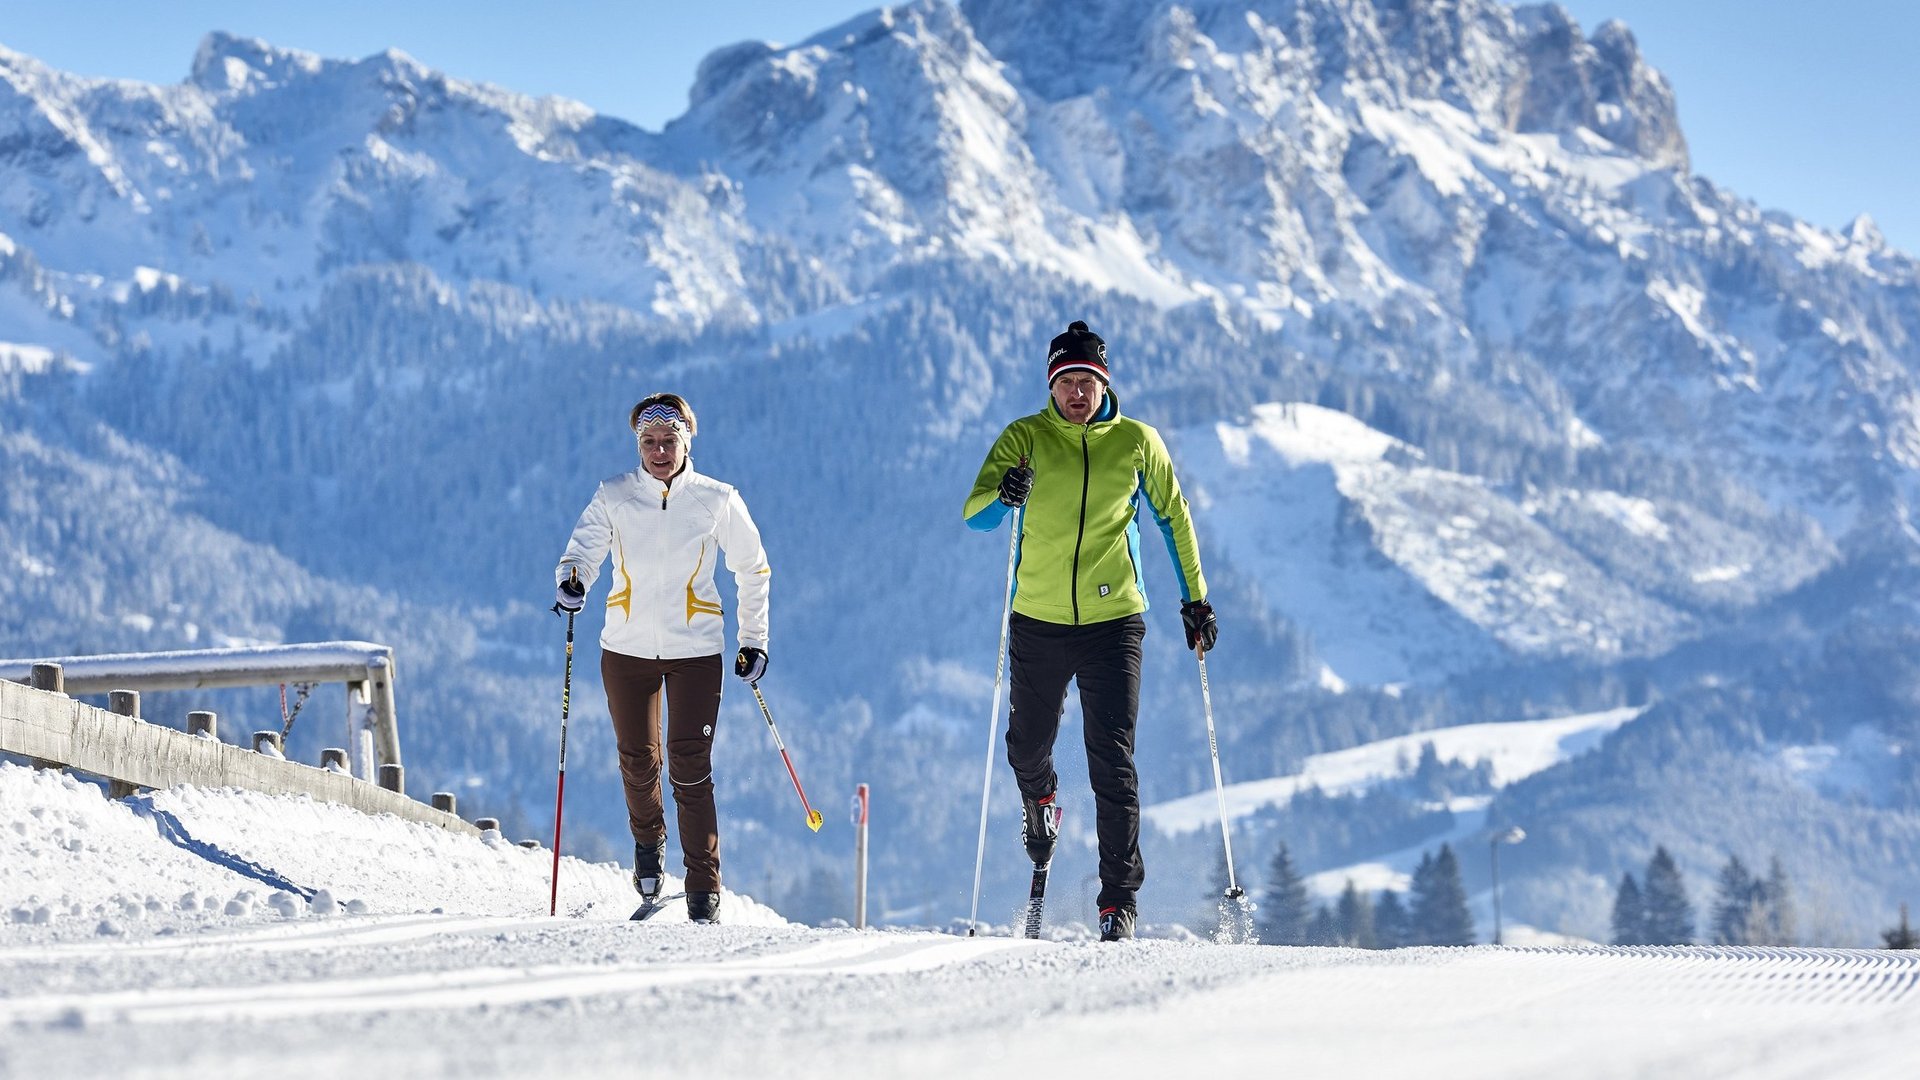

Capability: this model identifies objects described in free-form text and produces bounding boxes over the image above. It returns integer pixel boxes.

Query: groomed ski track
[3,923,1916,1078]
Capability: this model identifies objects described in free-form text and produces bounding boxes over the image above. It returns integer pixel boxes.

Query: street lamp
[1490,826,1526,945]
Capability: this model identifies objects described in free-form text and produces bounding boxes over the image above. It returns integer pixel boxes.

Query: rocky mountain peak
[1847,213,1887,250]
[1512,5,1686,168]
[189,31,325,94]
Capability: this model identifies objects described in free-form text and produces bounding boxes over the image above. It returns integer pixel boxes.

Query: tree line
[1251,838,1912,949]
[1256,842,1476,948]
[1609,847,1798,946]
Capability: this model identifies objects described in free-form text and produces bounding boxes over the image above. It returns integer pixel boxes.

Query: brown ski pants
[601,649,724,891]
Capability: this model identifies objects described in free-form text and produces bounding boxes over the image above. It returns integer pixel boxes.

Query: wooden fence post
[187,710,218,739]
[29,663,63,693]
[252,730,284,756]
[379,763,404,795]
[105,690,144,797]
[320,747,350,772]
[431,792,456,815]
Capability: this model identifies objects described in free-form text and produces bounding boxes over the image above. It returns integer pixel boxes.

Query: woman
[554,392,771,924]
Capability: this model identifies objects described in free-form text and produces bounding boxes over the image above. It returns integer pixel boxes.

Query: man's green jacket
[965,394,1207,625]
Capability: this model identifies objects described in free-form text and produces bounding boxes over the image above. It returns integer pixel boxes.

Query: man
[964,320,1217,941]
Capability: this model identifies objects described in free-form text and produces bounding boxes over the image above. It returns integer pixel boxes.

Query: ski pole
[752,683,824,832]
[1197,647,1245,901]
[548,571,579,916]
[968,496,1024,937]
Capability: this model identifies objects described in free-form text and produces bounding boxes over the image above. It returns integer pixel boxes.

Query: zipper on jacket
[1071,428,1090,624]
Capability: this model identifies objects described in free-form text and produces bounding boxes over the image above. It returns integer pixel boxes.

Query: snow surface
[0,763,784,928]
[1145,706,1644,835]
[3,764,1918,1078]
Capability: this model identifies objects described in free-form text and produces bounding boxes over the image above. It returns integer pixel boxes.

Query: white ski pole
[1198,647,1244,901]
[967,497,1023,937]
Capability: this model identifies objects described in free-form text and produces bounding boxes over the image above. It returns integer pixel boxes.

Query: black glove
[554,573,585,614]
[1181,599,1218,652]
[998,463,1034,508]
[734,647,768,684]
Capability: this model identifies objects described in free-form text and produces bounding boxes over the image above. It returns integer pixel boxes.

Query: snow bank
[0,762,786,939]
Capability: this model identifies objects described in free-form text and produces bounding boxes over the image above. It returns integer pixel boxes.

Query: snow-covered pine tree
[1610,872,1647,946]
[1642,847,1695,945]
[1258,841,1310,946]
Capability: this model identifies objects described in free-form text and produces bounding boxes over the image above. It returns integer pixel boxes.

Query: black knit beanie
[1046,320,1109,386]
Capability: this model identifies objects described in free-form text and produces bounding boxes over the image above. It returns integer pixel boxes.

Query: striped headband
[633,403,691,440]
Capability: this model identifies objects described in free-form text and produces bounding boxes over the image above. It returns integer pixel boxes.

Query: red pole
[548,770,567,915]
[549,599,577,915]
[753,684,823,831]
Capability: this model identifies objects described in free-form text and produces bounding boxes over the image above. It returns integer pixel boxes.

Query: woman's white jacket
[556,464,770,660]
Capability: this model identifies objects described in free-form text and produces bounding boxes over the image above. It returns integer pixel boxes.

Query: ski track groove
[0,928,1041,1026]
[0,913,558,963]
[1514,945,1920,1012]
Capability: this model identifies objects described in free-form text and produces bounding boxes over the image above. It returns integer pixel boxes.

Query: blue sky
[4,1,1913,253]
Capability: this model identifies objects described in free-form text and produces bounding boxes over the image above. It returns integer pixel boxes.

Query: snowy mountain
[4,0,1920,941]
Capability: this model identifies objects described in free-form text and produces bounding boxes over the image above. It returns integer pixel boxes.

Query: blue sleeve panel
[966,498,1012,532]
[1125,514,1148,613]
[1137,474,1195,603]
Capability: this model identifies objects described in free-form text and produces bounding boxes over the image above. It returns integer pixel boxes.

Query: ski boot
[1099,903,1137,942]
[1021,791,1062,865]
[632,840,664,900]
[686,890,722,925]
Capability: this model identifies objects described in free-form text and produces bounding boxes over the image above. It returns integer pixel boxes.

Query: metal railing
[0,641,401,781]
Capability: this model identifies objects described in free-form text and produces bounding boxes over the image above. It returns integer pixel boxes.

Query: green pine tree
[1334,879,1376,949]
[1711,854,1755,945]
[1258,842,1310,946]
[1884,904,1917,950]
[1374,889,1411,949]
[1307,903,1340,946]
[1412,843,1476,946]
[1642,846,1695,945]
[1759,856,1796,946]
[1610,872,1647,946]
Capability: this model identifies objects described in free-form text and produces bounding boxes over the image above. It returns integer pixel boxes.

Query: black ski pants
[1005,611,1146,910]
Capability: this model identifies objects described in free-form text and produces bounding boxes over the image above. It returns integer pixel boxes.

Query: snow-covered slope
[8,927,1920,1080]
[0,762,783,928]
[3,760,1918,1080]
[1146,704,1642,834]
[1178,403,1831,681]
[2,0,1919,942]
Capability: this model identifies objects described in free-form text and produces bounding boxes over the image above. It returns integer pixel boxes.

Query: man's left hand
[1181,599,1218,652]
